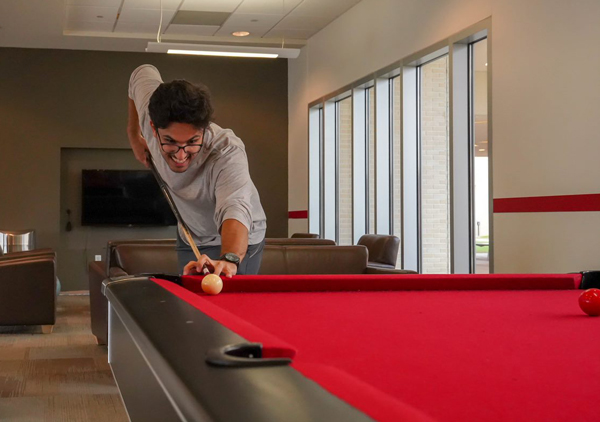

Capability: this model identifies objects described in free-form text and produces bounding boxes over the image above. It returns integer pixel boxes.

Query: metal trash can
[0,229,36,253]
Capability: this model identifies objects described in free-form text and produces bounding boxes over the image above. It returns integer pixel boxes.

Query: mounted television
[81,169,177,226]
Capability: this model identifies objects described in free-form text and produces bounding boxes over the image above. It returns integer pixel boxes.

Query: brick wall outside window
[420,56,451,274]
[368,88,376,233]
[338,98,353,245]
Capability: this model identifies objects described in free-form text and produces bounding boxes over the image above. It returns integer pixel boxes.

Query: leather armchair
[0,249,57,332]
[357,234,400,269]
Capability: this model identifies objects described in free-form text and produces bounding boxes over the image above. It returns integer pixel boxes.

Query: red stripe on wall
[494,194,600,213]
[288,210,308,219]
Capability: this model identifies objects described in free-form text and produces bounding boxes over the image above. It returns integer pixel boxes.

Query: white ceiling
[0,0,363,53]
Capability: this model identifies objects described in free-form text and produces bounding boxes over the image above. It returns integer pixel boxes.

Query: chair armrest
[364,266,417,275]
[89,261,108,344]
[109,267,128,278]
[367,262,396,270]
[0,249,55,262]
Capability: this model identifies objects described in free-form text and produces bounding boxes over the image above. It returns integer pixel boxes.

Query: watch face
[224,253,240,264]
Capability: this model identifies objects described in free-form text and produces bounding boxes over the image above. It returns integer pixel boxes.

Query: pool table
[103,272,600,422]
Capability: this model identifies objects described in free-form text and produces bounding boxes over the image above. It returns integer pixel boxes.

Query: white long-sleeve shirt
[128,64,267,246]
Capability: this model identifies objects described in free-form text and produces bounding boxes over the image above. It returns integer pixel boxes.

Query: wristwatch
[219,252,240,267]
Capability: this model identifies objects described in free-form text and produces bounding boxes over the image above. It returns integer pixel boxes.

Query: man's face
[152,122,204,173]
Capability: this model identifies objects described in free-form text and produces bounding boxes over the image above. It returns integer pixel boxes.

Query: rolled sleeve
[128,64,161,100]
[212,147,254,232]
[128,64,162,130]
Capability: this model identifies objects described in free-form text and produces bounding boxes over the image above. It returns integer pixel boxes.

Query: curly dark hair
[148,79,213,130]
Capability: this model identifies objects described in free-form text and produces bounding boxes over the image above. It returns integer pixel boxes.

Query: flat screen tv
[81,169,177,226]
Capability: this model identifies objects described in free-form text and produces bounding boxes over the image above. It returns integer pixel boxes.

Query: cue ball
[202,274,223,295]
[579,288,600,316]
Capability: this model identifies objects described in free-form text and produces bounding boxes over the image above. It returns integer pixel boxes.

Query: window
[308,21,491,274]
[308,106,322,234]
[471,39,489,273]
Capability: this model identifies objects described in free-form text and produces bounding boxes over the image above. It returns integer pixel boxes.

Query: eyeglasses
[156,131,203,154]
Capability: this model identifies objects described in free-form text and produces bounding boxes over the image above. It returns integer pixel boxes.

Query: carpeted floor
[0,293,128,421]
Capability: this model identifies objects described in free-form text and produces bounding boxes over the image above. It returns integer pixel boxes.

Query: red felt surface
[153,275,600,422]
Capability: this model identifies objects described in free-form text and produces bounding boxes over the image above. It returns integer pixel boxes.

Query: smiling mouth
[170,155,189,165]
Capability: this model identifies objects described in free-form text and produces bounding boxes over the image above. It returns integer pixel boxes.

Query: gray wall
[0,47,288,290]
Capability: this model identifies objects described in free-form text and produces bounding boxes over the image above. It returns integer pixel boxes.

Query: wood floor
[0,293,128,421]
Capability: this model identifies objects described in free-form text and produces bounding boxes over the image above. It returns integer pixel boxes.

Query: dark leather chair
[0,249,57,333]
[290,233,320,239]
[357,234,400,269]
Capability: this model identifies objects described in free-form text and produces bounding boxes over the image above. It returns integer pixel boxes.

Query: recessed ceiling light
[485,63,488,66]
[479,148,485,152]
[232,31,250,37]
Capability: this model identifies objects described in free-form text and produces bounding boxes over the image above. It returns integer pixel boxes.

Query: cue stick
[147,153,209,275]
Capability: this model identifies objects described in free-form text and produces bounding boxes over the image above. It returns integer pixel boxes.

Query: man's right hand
[130,133,150,168]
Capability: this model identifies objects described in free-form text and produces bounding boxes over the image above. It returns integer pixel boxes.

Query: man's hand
[183,255,237,278]
[130,133,150,168]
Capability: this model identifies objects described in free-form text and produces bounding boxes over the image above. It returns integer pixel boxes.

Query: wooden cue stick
[147,153,209,275]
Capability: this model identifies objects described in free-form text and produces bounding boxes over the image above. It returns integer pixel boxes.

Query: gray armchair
[357,234,400,269]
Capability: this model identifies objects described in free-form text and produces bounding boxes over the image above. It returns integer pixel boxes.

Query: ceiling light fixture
[146,42,300,59]
[148,0,298,59]
[169,49,277,58]
[232,31,250,37]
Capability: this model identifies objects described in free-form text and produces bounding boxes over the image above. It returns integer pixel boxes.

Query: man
[127,64,266,277]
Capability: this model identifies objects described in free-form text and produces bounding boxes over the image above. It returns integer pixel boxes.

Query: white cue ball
[201,274,223,295]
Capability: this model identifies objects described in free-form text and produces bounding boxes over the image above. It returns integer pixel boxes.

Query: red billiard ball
[579,288,600,316]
